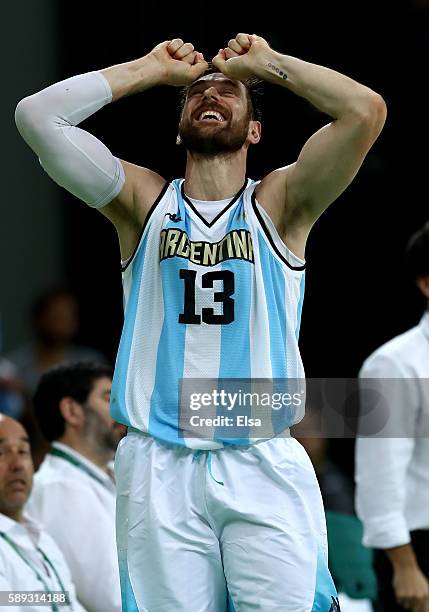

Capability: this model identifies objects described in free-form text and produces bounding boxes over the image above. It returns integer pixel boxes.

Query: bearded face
[178,75,252,156]
[81,377,122,455]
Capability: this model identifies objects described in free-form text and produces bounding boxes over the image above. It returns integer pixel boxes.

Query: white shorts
[115,431,339,612]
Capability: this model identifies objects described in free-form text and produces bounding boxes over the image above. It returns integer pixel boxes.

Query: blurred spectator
[0,358,25,420]
[27,362,124,612]
[355,222,429,612]
[7,288,106,394]
[1,357,48,470]
[0,414,85,611]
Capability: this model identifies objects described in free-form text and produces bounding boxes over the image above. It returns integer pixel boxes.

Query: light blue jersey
[111,179,306,448]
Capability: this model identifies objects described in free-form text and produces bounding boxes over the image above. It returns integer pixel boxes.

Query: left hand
[212,33,271,80]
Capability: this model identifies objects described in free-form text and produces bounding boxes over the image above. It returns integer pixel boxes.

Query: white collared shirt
[26,443,120,612]
[0,512,85,611]
[355,312,429,549]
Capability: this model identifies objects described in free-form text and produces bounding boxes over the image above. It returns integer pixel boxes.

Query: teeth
[199,110,224,122]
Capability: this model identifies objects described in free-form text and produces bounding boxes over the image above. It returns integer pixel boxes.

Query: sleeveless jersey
[111,178,306,449]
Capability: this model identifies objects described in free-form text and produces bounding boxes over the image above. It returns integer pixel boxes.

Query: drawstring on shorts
[127,428,225,487]
[192,450,224,486]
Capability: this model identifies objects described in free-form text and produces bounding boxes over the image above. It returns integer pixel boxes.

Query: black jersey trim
[181,179,248,228]
[251,191,306,271]
[121,181,170,272]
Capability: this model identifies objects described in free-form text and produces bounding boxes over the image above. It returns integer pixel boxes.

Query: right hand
[392,564,429,611]
[149,39,208,86]
[212,33,272,81]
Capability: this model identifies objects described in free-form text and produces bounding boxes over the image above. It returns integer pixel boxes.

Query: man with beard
[15,34,386,610]
[26,362,123,612]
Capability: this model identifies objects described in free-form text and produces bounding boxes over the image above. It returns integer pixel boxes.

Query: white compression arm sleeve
[15,71,125,209]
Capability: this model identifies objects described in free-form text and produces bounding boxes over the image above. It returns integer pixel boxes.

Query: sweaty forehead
[188,74,246,95]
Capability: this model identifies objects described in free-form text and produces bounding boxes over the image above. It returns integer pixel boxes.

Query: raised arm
[213,34,386,256]
[15,40,208,259]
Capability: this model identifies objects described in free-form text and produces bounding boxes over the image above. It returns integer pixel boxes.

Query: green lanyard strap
[0,531,71,612]
[48,447,108,488]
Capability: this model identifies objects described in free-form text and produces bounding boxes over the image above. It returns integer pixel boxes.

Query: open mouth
[197,110,226,122]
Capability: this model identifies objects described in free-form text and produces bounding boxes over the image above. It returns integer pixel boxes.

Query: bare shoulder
[254,163,305,226]
[254,164,309,260]
[101,160,168,261]
[255,168,287,216]
[124,160,167,204]
[104,160,167,226]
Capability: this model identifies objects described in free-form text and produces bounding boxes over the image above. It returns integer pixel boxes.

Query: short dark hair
[179,66,264,122]
[33,362,113,441]
[406,221,429,280]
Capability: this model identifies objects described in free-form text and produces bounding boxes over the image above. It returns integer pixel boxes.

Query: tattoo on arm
[267,62,288,80]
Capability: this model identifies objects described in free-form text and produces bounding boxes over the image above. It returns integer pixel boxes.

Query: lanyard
[0,532,71,612]
[48,447,110,488]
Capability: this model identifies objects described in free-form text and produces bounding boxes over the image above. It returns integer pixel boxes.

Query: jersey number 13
[178,269,235,325]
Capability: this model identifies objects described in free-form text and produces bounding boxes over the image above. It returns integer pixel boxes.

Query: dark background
[58,1,429,374]
[6,1,429,474]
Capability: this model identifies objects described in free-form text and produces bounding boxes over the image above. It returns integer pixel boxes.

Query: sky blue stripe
[227,592,236,611]
[148,181,188,444]
[118,551,139,612]
[311,547,338,611]
[257,232,287,379]
[216,199,252,445]
[111,239,148,426]
[296,274,306,339]
[258,232,301,435]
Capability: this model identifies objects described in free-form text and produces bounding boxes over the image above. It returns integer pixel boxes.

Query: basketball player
[15,33,386,611]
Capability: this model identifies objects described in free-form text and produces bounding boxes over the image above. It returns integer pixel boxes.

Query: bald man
[0,415,85,611]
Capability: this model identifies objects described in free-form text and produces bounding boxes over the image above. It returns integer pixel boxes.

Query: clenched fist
[149,39,209,86]
[212,33,272,81]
